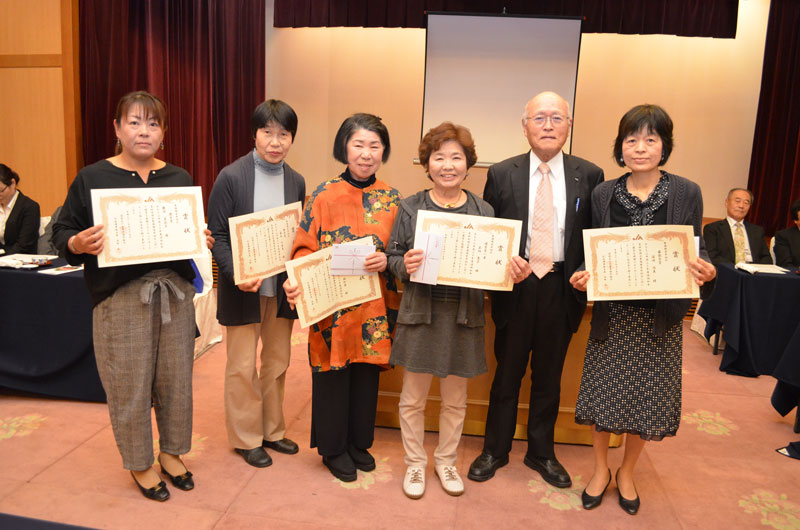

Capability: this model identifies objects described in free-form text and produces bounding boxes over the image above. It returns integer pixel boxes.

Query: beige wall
[0,0,80,216]
[265,0,769,219]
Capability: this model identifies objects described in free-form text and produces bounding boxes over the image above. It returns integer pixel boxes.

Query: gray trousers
[92,269,196,471]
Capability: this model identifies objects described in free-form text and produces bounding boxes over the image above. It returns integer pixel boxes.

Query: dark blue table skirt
[0,259,106,402]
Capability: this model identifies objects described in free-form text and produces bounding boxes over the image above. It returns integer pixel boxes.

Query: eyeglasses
[526,114,569,127]
[0,185,8,193]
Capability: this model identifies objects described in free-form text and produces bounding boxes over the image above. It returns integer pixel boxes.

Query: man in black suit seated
[467,92,603,488]
[703,188,771,266]
[774,199,800,268]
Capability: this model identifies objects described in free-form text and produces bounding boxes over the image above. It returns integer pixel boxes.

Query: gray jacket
[386,189,494,328]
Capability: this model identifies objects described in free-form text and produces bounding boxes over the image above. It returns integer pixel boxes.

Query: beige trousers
[398,370,468,467]
[225,295,293,449]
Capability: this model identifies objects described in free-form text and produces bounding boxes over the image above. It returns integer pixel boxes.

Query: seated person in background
[703,188,771,265]
[774,199,800,268]
[0,163,41,255]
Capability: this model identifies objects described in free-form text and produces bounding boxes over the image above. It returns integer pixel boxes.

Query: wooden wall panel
[0,0,62,55]
[0,68,68,214]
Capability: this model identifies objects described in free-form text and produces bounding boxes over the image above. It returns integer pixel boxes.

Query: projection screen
[422,13,583,166]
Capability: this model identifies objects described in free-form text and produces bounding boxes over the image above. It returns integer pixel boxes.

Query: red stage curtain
[274,0,738,38]
[79,0,265,209]
[747,0,800,235]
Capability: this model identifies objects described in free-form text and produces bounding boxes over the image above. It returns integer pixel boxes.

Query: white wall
[264,0,770,218]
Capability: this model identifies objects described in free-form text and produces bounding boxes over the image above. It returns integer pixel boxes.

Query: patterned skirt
[575,303,682,441]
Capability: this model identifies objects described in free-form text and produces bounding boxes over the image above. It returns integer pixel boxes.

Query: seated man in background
[703,188,771,265]
[0,163,41,255]
[774,199,800,268]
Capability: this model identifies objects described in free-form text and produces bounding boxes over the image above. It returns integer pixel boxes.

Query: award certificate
[229,201,302,284]
[583,224,699,301]
[415,210,522,291]
[285,237,382,328]
[91,187,206,268]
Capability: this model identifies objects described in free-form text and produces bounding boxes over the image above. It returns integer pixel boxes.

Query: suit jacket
[703,219,772,266]
[483,151,604,333]
[589,173,714,339]
[0,190,40,255]
[774,226,800,267]
[207,153,306,326]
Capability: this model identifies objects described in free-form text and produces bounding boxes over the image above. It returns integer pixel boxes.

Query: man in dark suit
[703,188,771,265]
[774,199,800,268]
[0,163,41,255]
[467,92,603,487]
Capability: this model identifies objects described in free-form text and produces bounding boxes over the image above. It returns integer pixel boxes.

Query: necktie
[530,163,554,279]
[733,222,746,263]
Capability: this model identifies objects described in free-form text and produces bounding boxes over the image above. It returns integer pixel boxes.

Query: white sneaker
[403,466,425,499]
[435,465,464,496]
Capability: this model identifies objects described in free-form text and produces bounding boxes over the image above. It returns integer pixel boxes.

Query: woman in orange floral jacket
[284,113,401,482]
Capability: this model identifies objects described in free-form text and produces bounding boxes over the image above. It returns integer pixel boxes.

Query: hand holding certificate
[414,210,521,291]
[91,187,206,268]
[285,237,382,328]
[583,224,699,301]
[228,202,302,284]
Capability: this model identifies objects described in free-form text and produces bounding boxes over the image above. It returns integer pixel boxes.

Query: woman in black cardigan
[569,105,716,515]
[0,164,41,254]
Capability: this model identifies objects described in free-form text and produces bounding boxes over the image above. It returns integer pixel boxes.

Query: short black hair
[790,199,800,222]
[251,99,298,141]
[333,113,390,164]
[0,163,20,187]
[613,104,674,167]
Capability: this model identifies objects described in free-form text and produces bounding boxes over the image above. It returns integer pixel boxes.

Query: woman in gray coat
[570,104,716,515]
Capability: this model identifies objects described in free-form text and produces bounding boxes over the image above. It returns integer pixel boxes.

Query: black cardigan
[207,153,306,326]
[1,190,41,254]
[589,172,715,339]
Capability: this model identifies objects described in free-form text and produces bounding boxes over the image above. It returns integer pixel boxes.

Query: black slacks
[483,270,573,459]
[310,363,380,456]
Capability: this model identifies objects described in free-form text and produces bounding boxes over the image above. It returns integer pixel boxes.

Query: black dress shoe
[235,447,273,468]
[616,470,640,515]
[467,451,509,482]
[347,446,376,471]
[581,468,611,510]
[158,456,194,491]
[322,453,357,482]
[523,455,572,488]
[131,471,170,502]
[263,438,299,455]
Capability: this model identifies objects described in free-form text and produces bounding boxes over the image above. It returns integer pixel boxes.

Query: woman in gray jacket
[387,122,528,500]
[570,104,716,515]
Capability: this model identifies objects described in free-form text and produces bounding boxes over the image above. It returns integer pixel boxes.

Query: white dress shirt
[525,151,566,261]
[0,190,20,245]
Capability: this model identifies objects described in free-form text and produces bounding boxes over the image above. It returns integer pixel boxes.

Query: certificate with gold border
[285,237,381,328]
[415,210,521,291]
[583,224,699,301]
[229,201,302,285]
[91,187,206,268]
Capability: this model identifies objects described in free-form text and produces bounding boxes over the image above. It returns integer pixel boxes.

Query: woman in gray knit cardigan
[569,104,716,515]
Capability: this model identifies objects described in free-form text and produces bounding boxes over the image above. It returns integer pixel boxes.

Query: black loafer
[131,471,170,502]
[263,438,299,455]
[523,455,572,488]
[617,470,640,515]
[158,457,194,491]
[323,453,357,482]
[581,468,611,509]
[235,447,273,468]
[347,446,376,471]
[467,451,509,482]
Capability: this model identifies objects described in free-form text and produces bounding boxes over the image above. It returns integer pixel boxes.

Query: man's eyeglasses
[526,114,568,127]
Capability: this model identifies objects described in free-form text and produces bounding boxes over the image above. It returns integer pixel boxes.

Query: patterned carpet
[0,321,798,529]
